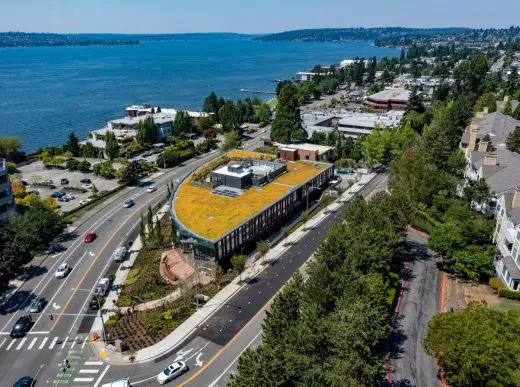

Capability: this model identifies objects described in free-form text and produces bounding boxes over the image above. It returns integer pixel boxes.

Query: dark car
[10,315,32,338]
[28,297,45,313]
[89,297,100,310]
[13,376,34,387]
[51,191,64,198]
[60,178,69,185]
[80,178,92,184]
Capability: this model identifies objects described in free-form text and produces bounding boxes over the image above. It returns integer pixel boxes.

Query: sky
[1,0,519,34]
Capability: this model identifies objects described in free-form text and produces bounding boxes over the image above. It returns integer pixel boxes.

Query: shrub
[93,161,116,179]
[66,159,81,171]
[125,268,140,286]
[78,160,91,172]
[498,288,520,301]
[6,161,17,174]
[489,277,505,292]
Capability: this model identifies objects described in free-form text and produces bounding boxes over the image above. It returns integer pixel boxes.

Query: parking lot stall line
[6,339,16,350]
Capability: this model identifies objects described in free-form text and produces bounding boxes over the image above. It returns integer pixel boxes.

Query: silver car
[156,361,188,384]
[28,297,45,313]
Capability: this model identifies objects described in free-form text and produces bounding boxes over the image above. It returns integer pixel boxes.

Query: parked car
[55,263,70,279]
[57,196,69,202]
[156,361,188,384]
[28,297,45,313]
[10,315,32,338]
[27,190,40,196]
[113,246,128,263]
[79,199,92,206]
[89,297,100,310]
[101,378,130,387]
[63,194,75,200]
[82,184,93,190]
[80,178,92,184]
[60,178,69,185]
[51,191,65,198]
[84,232,97,243]
[123,199,134,208]
[13,376,34,387]
[99,189,108,195]
[147,184,157,193]
[42,179,54,185]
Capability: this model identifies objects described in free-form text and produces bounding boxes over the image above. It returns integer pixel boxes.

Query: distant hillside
[255,27,471,44]
[0,32,252,48]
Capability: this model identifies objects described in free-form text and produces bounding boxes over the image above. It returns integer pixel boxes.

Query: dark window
[0,190,7,199]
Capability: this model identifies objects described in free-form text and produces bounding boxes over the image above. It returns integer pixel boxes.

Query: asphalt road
[0,130,267,386]
[89,174,388,387]
[389,231,441,387]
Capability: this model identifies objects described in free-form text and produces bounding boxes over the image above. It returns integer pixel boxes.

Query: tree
[506,126,520,153]
[202,91,219,114]
[428,222,467,258]
[400,48,405,62]
[505,67,519,96]
[198,115,215,131]
[275,80,292,96]
[221,130,242,151]
[463,179,491,207]
[154,216,165,246]
[66,132,80,156]
[256,240,270,264]
[502,99,513,116]
[218,100,239,132]
[173,110,193,136]
[147,205,154,233]
[255,104,271,126]
[513,103,520,120]
[139,215,146,246]
[446,247,494,282]
[404,87,425,115]
[425,302,520,387]
[271,83,306,143]
[119,161,143,184]
[282,227,291,246]
[105,131,119,160]
[136,117,156,146]
[474,92,497,113]
[231,255,247,281]
[0,136,23,158]
[453,53,489,95]
[300,211,309,230]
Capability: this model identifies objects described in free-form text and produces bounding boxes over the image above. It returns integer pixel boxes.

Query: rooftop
[275,142,334,154]
[366,89,411,102]
[173,151,329,241]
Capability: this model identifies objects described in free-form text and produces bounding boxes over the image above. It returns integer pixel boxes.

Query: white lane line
[73,377,95,382]
[79,369,99,374]
[0,332,10,335]
[84,361,103,366]
[6,339,16,350]
[28,331,50,335]
[93,365,110,387]
[208,330,264,387]
[0,337,6,348]
[61,336,69,349]
[48,336,59,350]
[81,338,88,349]
[15,337,27,350]
[28,337,38,350]
[70,337,79,349]
[38,336,49,350]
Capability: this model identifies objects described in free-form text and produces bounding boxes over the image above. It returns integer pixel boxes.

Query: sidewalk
[92,173,376,364]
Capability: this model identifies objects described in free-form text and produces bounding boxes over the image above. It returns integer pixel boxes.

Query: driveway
[388,230,442,387]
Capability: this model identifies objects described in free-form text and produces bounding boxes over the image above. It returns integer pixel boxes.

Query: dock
[239,88,276,95]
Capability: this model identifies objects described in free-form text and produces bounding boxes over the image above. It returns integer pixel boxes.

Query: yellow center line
[51,189,166,330]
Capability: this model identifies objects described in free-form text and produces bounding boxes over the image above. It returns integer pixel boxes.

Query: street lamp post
[94,293,108,344]
[306,186,321,211]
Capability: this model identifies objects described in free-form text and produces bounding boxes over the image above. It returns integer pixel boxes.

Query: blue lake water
[0,38,399,151]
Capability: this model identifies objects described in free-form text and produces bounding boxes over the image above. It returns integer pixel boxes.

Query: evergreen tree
[154,216,164,246]
[136,117,157,146]
[218,100,239,132]
[513,103,520,120]
[202,92,219,114]
[474,92,497,113]
[502,99,512,116]
[147,205,154,234]
[139,215,146,246]
[66,132,80,156]
[400,48,405,62]
[156,106,161,113]
[271,83,306,143]
[104,131,119,160]
[505,67,519,96]
[173,110,193,136]
[506,126,520,153]
[404,86,426,115]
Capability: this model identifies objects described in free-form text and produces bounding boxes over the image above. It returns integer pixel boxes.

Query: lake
[0,37,399,151]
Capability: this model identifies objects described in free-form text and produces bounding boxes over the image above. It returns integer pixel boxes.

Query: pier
[239,88,276,94]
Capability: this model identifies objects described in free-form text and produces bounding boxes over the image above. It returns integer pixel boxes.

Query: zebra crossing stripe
[73,377,95,382]
[28,337,38,350]
[6,339,16,350]
[48,337,59,350]
[84,361,103,366]
[61,336,69,349]
[15,338,27,350]
[0,338,6,348]
[79,369,99,374]
[38,337,49,349]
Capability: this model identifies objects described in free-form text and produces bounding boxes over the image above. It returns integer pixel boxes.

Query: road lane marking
[208,330,264,387]
[48,336,59,350]
[28,331,50,334]
[38,336,48,349]
[81,338,88,348]
[93,365,110,387]
[6,339,16,350]
[15,337,27,350]
[0,337,6,348]
[85,361,103,366]
[79,369,99,373]
[53,193,168,330]
[28,337,38,350]
[61,336,69,349]
[73,377,95,382]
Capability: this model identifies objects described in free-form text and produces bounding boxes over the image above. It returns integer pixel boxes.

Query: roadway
[0,130,267,386]
[89,174,387,387]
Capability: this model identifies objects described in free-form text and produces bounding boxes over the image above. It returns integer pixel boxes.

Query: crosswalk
[54,357,107,386]
[0,335,89,352]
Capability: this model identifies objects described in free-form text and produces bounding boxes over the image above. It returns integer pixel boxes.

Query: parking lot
[18,159,122,212]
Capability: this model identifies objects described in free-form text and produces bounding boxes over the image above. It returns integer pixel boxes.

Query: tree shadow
[0,290,37,315]
[19,265,48,282]
[404,239,431,263]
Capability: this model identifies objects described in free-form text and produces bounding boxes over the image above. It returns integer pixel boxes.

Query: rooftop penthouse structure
[170,150,333,264]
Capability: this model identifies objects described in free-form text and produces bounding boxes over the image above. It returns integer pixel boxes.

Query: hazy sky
[1,0,519,34]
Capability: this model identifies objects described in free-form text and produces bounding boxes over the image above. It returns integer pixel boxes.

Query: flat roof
[367,89,411,102]
[213,164,250,178]
[173,151,330,241]
[275,143,334,154]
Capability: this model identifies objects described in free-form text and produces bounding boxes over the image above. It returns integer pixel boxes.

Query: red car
[84,232,97,243]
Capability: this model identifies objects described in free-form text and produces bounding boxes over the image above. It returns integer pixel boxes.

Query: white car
[63,194,75,200]
[156,361,188,384]
[147,184,157,193]
[82,184,93,190]
[55,263,70,279]
[79,199,92,205]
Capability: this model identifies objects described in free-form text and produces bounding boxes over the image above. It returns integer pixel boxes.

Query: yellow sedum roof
[173,151,328,241]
